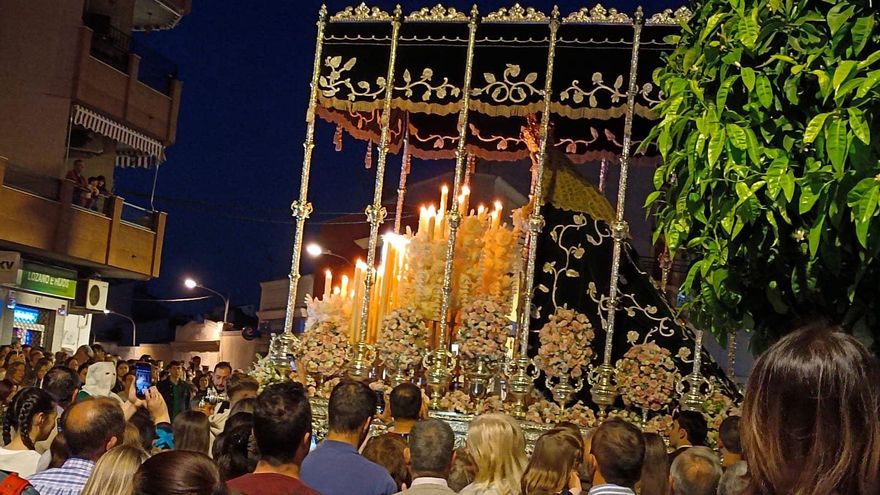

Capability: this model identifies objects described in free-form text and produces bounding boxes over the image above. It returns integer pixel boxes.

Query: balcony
[74,24,182,145]
[132,0,192,32]
[0,159,167,280]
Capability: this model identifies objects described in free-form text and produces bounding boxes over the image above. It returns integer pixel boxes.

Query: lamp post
[103,309,137,346]
[305,243,354,267]
[184,278,229,326]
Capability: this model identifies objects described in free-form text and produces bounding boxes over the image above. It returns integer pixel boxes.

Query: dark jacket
[157,378,192,420]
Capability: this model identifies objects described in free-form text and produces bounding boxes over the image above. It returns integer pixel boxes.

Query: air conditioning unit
[76,280,108,311]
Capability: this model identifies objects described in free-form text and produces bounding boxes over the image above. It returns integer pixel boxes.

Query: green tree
[646,0,880,353]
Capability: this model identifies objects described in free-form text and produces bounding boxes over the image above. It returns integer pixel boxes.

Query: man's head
[390,383,422,421]
[227,373,259,405]
[191,356,201,368]
[671,411,708,448]
[73,345,94,365]
[407,419,455,478]
[718,416,742,467]
[589,419,645,489]
[43,366,81,409]
[91,344,106,362]
[328,380,376,442]
[73,160,84,173]
[7,362,25,385]
[213,362,232,391]
[29,349,44,367]
[253,382,312,466]
[61,397,125,461]
[670,446,722,495]
[168,361,184,382]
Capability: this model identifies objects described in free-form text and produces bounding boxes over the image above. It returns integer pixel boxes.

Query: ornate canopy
[316,3,690,163]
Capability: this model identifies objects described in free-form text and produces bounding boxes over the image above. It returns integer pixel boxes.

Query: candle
[333,286,340,295]
[459,185,471,216]
[418,206,428,238]
[350,261,366,343]
[426,205,436,240]
[340,275,349,298]
[323,269,332,300]
[477,204,485,218]
[491,210,500,229]
[440,185,449,215]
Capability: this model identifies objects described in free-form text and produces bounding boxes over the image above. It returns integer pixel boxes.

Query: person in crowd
[717,417,741,469]
[448,447,477,493]
[222,412,253,435]
[382,383,425,439]
[0,347,10,365]
[65,358,79,373]
[193,374,210,410]
[47,434,70,470]
[173,410,211,455]
[213,423,257,481]
[7,362,26,388]
[639,432,669,495]
[158,361,192,421]
[128,409,157,453]
[210,373,258,434]
[90,345,105,364]
[588,419,644,495]
[0,379,17,406]
[228,397,255,418]
[23,348,43,384]
[72,346,93,368]
[741,323,880,495]
[76,364,89,387]
[77,362,119,402]
[133,450,228,495]
[188,356,202,379]
[459,413,527,495]
[80,445,149,495]
[668,411,707,462]
[35,366,81,458]
[31,358,51,388]
[555,422,595,487]
[85,177,99,210]
[398,419,456,495]
[301,380,396,495]
[65,160,89,206]
[521,427,583,495]
[209,362,232,399]
[668,447,721,495]
[717,460,749,495]
[226,382,318,494]
[0,388,57,476]
[27,397,126,495]
[363,434,411,492]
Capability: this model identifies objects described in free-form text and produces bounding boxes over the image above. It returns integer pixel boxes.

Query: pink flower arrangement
[645,414,674,438]
[536,307,595,379]
[457,295,512,364]
[377,307,429,370]
[615,342,679,412]
[300,318,350,378]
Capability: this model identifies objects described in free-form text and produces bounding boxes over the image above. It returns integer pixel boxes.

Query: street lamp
[103,309,137,346]
[183,278,229,325]
[305,243,354,267]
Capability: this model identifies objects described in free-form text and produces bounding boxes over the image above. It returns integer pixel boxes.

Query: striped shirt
[588,484,636,495]
[27,458,95,495]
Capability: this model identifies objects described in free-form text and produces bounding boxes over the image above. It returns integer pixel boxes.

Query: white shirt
[0,447,42,477]
[412,478,449,488]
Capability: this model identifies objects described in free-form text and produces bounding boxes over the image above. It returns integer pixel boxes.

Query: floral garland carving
[398,68,460,101]
[319,56,386,101]
[468,123,523,151]
[563,5,632,24]
[405,4,468,22]
[471,64,541,104]
[556,128,600,154]
[645,6,693,26]
[483,3,548,23]
[330,3,392,22]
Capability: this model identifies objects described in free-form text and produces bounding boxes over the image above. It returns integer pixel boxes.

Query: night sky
[115,0,686,317]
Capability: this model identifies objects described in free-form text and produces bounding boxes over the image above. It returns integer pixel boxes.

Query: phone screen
[309,435,317,452]
[135,363,152,399]
[375,390,385,414]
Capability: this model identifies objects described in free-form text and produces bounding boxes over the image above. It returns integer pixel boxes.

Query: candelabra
[589,363,617,417]
[348,341,376,381]
[505,355,534,419]
[546,374,583,408]
[423,348,457,409]
[463,356,497,402]
[677,327,711,412]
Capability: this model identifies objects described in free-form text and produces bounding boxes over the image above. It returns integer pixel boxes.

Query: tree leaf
[765,156,789,200]
[824,117,849,176]
[738,13,759,49]
[717,76,739,109]
[811,70,831,100]
[741,67,756,91]
[755,75,773,108]
[781,171,795,203]
[854,184,879,248]
[826,3,855,37]
[858,50,880,71]
[856,70,880,98]
[808,215,825,257]
[708,129,726,166]
[848,107,870,144]
[745,127,761,165]
[833,61,857,92]
[726,123,748,149]
[851,16,875,57]
[803,112,830,144]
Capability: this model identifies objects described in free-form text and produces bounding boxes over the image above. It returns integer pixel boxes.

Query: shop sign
[19,262,77,300]
[0,252,20,284]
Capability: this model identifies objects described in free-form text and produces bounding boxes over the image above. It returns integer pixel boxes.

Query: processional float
[266,3,742,442]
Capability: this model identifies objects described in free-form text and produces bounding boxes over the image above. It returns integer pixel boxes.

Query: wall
[0,0,83,177]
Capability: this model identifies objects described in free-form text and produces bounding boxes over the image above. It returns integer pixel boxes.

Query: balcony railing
[83,16,178,95]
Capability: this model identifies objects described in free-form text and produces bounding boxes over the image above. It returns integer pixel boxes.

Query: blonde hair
[522,428,583,495]
[81,445,150,495]
[466,414,527,495]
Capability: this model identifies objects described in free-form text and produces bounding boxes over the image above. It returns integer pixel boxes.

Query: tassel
[334,124,343,152]
[365,141,373,169]
[599,159,608,193]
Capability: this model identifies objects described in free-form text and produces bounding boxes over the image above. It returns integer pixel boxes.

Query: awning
[71,105,166,168]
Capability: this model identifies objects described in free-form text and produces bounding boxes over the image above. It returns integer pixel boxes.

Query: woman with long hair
[521,428,583,495]
[741,323,880,495]
[133,450,228,495]
[212,423,257,481]
[639,433,669,495]
[173,410,211,455]
[363,433,411,491]
[460,413,528,495]
[81,445,150,495]
[0,387,56,476]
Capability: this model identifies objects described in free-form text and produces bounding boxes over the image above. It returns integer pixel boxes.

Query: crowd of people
[0,322,873,495]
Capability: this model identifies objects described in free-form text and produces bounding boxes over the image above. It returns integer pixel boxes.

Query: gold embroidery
[563,5,632,24]
[405,4,468,22]
[645,7,693,26]
[543,166,616,224]
[483,3,548,23]
[330,3,392,22]
[397,68,461,101]
[319,56,386,101]
[471,64,541,104]
[559,72,627,107]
